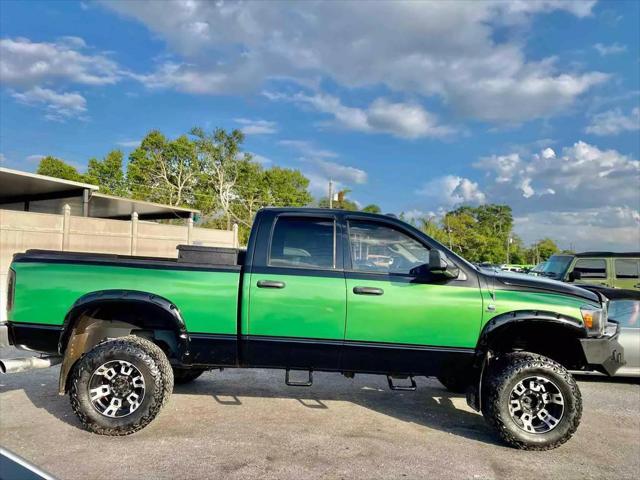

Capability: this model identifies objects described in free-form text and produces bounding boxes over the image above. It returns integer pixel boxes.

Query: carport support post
[82,188,90,217]
[62,204,71,251]
[187,215,194,245]
[131,211,138,255]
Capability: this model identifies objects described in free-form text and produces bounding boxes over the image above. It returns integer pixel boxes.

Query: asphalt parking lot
[1,346,639,480]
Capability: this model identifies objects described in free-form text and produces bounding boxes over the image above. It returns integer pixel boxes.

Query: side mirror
[410,250,460,280]
[568,270,581,282]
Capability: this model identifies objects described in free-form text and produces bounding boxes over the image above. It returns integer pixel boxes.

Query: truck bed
[9,249,242,341]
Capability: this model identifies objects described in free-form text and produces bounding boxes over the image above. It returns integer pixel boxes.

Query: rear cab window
[269,216,336,269]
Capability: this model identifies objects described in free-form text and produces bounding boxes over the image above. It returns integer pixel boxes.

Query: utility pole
[328,179,333,209]
[506,236,512,264]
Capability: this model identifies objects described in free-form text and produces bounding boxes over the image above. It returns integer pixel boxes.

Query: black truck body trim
[13,250,241,273]
[176,331,476,375]
[9,323,62,354]
[189,334,238,367]
[238,335,474,375]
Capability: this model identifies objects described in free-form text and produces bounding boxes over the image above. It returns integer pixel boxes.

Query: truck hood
[485,269,601,303]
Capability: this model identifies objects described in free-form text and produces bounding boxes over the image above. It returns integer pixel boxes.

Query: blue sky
[1,0,638,250]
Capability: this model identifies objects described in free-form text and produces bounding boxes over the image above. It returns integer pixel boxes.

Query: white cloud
[101,0,604,123]
[586,108,640,136]
[593,43,627,56]
[312,159,367,185]
[474,153,522,183]
[0,37,120,87]
[515,207,640,251]
[267,92,453,138]
[421,141,639,250]
[477,141,640,209]
[11,87,88,121]
[279,138,367,191]
[234,118,278,135]
[417,175,486,207]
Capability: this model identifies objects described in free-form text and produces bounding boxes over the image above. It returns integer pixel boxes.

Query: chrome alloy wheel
[508,376,565,434]
[88,360,146,418]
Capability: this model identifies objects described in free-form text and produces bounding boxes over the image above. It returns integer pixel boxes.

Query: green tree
[191,127,247,229]
[263,167,313,208]
[414,204,515,263]
[36,156,85,182]
[416,215,447,244]
[228,163,313,242]
[362,204,382,214]
[127,130,200,207]
[86,150,127,196]
[529,238,560,263]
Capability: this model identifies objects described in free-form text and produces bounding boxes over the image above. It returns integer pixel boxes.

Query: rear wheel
[69,335,173,435]
[172,367,207,385]
[482,352,582,450]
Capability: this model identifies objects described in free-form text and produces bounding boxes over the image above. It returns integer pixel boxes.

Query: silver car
[608,298,640,377]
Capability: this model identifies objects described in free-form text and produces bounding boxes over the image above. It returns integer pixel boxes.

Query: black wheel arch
[476,310,589,369]
[465,310,589,412]
[59,289,188,356]
[57,290,189,394]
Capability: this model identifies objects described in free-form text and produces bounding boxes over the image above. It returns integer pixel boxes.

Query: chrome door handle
[257,280,286,289]
[353,286,384,296]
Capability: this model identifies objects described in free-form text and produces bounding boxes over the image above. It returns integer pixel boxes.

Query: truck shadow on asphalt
[171,370,504,447]
[1,367,504,446]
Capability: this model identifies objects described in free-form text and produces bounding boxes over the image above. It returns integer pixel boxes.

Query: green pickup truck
[0,208,624,450]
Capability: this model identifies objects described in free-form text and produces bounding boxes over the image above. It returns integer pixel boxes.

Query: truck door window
[269,217,335,269]
[615,259,640,279]
[573,259,606,279]
[348,220,429,275]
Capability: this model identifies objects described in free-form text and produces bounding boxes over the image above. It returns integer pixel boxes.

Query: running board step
[387,375,417,391]
[285,369,313,387]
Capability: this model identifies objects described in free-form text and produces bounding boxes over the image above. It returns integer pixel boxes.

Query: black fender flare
[59,289,189,356]
[476,309,587,353]
[465,310,588,412]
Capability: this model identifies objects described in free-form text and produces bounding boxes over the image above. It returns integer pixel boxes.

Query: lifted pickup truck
[1,208,624,450]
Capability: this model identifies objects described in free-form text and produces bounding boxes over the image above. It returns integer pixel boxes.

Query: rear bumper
[579,323,625,376]
[0,322,61,354]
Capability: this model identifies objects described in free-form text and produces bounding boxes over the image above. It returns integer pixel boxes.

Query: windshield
[539,255,573,278]
[532,262,547,273]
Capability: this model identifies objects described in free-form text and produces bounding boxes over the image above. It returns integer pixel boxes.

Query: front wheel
[69,335,173,435]
[482,352,582,450]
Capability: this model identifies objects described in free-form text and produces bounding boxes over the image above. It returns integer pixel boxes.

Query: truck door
[246,213,345,370]
[341,217,482,375]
